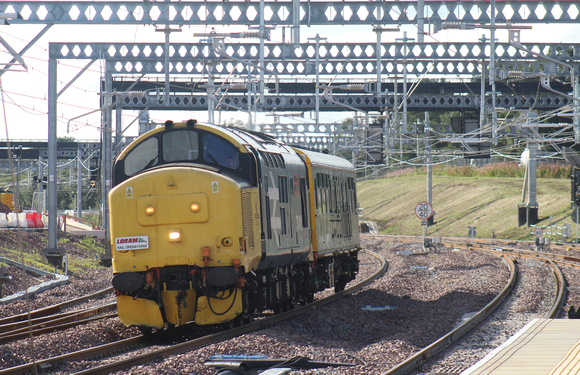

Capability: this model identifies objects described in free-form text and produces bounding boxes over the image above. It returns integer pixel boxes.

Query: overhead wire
[0,75,38,375]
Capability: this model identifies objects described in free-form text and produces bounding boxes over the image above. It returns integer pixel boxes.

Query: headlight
[169,230,181,242]
[190,202,201,213]
[145,205,155,216]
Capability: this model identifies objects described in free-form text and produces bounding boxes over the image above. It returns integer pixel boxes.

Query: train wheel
[138,326,153,335]
[227,315,243,329]
[242,312,255,325]
[334,280,346,293]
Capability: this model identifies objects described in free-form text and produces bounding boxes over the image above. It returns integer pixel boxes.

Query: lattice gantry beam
[5,1,580,25]
[103,59,578,77]
[50,42,580,61]
[117,93,573,112]
[49,42,580,76]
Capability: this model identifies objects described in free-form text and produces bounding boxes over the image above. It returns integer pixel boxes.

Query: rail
[382,235,568,375]
[0,250,387,375]
[383,254,517,375]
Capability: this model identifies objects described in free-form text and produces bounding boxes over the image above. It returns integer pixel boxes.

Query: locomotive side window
[300,177,308,228]
[278,176,289,203]
[163,130,199,162]
[264,178,272,239]
[203,133,239,169]
[124,137,159,176]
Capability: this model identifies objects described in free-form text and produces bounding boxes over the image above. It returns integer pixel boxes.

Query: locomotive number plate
[115,236,149,251]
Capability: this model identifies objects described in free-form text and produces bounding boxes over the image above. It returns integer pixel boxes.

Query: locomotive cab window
[203,133,240,170]
[163,130,199,162]
[113,126,256,187]
[124,137,159,177]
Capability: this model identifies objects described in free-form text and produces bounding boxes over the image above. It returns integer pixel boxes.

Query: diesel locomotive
[110,120,360,331]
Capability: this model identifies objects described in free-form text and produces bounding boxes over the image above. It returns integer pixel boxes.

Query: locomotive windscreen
[113,127,254,187]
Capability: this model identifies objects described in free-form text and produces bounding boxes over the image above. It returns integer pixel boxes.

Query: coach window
[124,137,159,176]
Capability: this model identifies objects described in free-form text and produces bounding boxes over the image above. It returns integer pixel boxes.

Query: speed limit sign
[415,202,433,220]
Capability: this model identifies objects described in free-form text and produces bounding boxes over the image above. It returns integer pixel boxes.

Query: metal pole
[490,0,498,143]
[403,32,408,135]
[164,28,170,106]
[44,57,64,266]
[292,0,300,46]
[426,112,432,206]
[247,72,252,127]
[208,65,215,124]
[417,0,425,43]
[115,98,122,157]
[375,27,382,98]
[575,75,580,143]
[315,34,321,125]
[47,58,57,249]
[76,153,82,219]
[384,113,389,166]
[15,148,20,213]
[259,0,265,106]
[528,142,538,207]
[480,35,486,130]
[394,75,401,162]
[101,73,113,265]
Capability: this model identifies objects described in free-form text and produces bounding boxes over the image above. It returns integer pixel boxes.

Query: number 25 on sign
[415,201,433,220]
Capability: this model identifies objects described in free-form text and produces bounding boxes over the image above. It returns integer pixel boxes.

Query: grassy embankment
[357,163,574,241]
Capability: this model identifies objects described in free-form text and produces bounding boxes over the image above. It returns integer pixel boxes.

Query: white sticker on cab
[116,236,149,250]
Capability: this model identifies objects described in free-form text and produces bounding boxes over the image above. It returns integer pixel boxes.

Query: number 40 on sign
[415,201,433,220]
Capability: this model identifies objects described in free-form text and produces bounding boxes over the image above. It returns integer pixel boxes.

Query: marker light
[145,205,155,216]
[169,230,181,242]
[190,202,201,213]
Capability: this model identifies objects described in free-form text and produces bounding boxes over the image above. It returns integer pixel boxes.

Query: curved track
[382,236,567,375]
[0,249,387,375]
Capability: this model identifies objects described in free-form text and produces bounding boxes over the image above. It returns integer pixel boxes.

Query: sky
[1,17,580,142]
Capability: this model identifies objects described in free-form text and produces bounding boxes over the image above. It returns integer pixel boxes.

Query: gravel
[1,231,566,374]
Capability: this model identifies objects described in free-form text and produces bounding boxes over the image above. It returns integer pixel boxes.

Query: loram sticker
[115,236,149,251]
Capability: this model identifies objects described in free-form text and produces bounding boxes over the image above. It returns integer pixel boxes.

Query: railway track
[0,287,115,344]
[382,235,568,375]
[0,287,113,326]
[0,302,117,343]
[0,249,387,375]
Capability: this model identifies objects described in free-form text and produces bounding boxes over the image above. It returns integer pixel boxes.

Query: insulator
[441,22,474,30]
[232,31,262,39]
[339,84,365,91]
[224,83,248,90]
